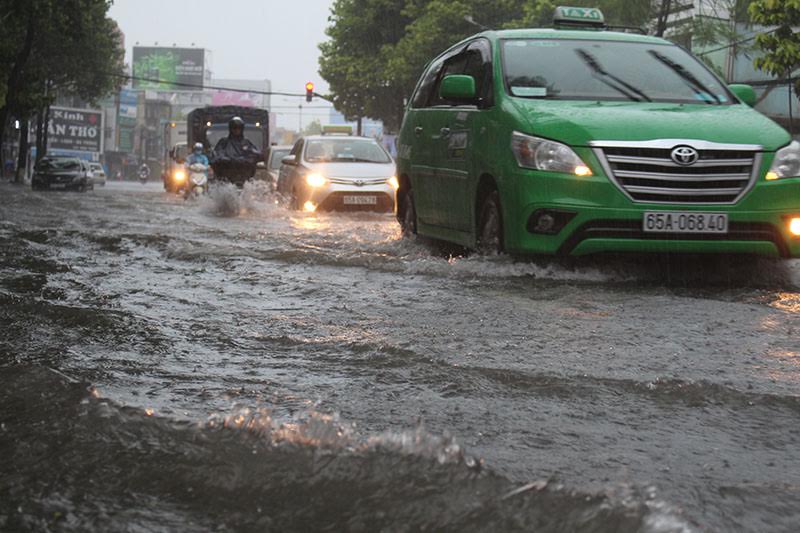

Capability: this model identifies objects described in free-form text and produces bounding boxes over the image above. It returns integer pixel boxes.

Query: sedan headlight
[306,173,327,187]
[511,131,592,176]
[766,141,800,180]
[387,176,399,190]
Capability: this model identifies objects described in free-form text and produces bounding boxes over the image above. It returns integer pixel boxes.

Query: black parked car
[31,156,94,192]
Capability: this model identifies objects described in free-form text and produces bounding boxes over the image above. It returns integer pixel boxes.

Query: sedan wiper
[576,49,652,102]
[648,50,721,104]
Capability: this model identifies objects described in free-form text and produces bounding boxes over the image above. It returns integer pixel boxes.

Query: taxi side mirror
[729,84,756,107]
[281,155,297,166]
[440,75,477,102]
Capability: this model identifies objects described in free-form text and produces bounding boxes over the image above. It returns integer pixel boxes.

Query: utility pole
[298,104,303,133]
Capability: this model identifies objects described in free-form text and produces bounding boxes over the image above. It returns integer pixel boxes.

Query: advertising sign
[132,47,204,90]
[48,107,103,153]
[119,88,138,122]
[212,90,258,107]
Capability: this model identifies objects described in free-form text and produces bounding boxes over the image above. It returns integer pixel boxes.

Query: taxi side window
[411,58,444,109]
[430,52,470,107]
[463,39,493,107]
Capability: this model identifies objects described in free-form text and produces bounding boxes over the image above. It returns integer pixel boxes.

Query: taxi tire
[477,191,504,255]
[399,189,417,237]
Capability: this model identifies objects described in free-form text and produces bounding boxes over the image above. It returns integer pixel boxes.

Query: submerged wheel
[476,191,504,255]
[399,188,417,237]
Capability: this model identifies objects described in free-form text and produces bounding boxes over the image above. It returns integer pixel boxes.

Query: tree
[750,0,800,93]
[302,119,323,136]
[0,0,124,180]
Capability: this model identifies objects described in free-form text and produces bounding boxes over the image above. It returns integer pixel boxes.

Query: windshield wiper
[648,50,721,105]
[576,49,652,102]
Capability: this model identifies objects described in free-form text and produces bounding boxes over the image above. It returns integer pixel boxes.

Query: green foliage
[750,0,800,92]
[0,0,124,115]
[302,119,323,136]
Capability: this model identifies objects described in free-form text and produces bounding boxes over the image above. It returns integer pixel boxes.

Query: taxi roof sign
[321,125,354,135]
[553,6,605,28]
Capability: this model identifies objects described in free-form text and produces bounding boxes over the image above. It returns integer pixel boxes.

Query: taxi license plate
[643,212,728,234]
[343,195,377,205]
[50,183,66,189]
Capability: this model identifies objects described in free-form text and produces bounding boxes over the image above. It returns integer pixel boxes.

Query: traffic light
[305,82,314,103]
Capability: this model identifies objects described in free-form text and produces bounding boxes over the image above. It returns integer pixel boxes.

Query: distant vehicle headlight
[174,170,186,181]
[306,173,327,187]
[511,131,592,176]
[766,141,800,180]
[387,176,399,190]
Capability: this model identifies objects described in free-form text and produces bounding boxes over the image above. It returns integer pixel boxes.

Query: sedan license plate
[643,212,728,234]
[50,183,67,189]
[343,195,377,205]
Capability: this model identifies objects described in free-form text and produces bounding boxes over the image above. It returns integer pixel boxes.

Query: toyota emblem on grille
[354,179,365,187]
[670,146,699,166]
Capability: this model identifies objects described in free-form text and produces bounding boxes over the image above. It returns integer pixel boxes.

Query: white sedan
[277,135,397,212]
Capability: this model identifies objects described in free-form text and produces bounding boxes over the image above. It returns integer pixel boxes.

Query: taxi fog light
[527,209,577,235]
[511,131,591,175]
[306,173,327,188]
[768,141,800,179]
[303,201,317,212]
[388,176,400,190]
[789,217,800,237]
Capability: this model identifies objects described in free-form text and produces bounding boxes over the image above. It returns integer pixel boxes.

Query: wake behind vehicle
[278,129,397,212]
[396,6,800,258]
[31,156,94,192]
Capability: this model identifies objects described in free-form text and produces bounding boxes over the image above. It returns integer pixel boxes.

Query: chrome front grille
[591,140,762,205]
[328,177,388,186]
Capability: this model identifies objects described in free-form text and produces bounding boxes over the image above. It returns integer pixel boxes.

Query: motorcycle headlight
[766,141,800,180]
[174,170,186,181]
[511,132,592,176]
[306,173,327,187]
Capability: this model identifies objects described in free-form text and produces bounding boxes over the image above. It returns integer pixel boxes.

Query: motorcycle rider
[138,163,151,182]
[211,117,262,183]
[186,142,209,171]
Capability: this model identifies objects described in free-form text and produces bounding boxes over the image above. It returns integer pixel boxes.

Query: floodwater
[2,180,799,532]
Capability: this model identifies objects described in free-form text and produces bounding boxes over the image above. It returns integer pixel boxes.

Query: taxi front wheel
[399,189,417,237]
[476,191,504,255]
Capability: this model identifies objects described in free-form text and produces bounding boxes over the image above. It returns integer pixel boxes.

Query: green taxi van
[395,6,800,258]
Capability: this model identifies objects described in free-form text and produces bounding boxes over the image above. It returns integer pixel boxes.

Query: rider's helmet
[228,116,245,138]
[193,142,204,153]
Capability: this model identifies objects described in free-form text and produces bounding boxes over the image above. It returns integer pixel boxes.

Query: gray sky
[109,0,336,129]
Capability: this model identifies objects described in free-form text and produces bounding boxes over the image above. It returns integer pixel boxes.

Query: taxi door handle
[440,127,451,138]
[414,126,423,136]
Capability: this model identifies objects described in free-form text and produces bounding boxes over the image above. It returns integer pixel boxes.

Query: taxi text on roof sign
[554,6,605,25]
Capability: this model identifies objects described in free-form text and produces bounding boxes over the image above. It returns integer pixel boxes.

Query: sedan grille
[591,141,762,204]
[328,177,388,186]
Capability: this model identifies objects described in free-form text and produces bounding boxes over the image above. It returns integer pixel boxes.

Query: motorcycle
[138,168,149,184]
[184,162,209,199]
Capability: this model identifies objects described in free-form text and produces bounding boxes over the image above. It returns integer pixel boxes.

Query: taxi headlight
[387,176,399,190]
[306,173,327,187]
[767,141,800,180]
[174,170,186,181]
[511,131,592,176]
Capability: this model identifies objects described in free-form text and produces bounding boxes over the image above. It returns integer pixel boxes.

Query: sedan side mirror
[729,84,756,107]
[281,155,297,166]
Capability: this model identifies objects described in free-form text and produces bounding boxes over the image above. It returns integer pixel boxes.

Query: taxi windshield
[502,39,732,105]
[304,138,391,163]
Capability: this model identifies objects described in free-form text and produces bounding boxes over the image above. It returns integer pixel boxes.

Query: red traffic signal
[305,82,314,103]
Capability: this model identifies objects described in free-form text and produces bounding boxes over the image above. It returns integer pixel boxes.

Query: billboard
[132,47,204,90]
[118,88,138,122]
[212,90,258,107]
[48,107,103,153]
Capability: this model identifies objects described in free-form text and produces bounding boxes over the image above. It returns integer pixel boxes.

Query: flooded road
[2,180,799,532]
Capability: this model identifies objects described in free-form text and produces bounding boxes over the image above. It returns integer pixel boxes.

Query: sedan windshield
[304,138,391,163]
[502,39,732,105]
[35,158,81,171]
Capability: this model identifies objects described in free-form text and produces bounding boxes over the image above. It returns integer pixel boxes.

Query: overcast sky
[108,0,336,129]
